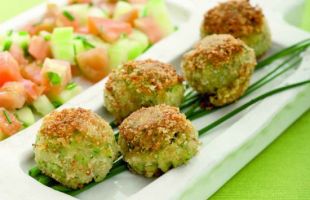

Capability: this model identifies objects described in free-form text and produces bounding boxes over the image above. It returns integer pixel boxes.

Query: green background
[1,1,310,199]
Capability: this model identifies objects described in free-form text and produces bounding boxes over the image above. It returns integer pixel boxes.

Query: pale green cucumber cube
[32,95,55,116]
[51,27,75,64]
[15,107,35,127]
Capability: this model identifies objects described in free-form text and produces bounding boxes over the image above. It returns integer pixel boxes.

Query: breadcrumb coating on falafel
[106,59,183,95]
[39,108,110,140]
[202,0,264,37]
[184,34,245,67]
[119,105,195,152]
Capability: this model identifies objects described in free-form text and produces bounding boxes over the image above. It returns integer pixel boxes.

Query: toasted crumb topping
[105,59,183,95]
[184,34,244,67]
[39,108,109,140]
[202,0,264,37]
[119,105,193,151]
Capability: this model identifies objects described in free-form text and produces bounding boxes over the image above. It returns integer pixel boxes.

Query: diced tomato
[88,17,132,43]
[21,63,43,85]
[57,13,80,31]
[76,26,89,34]
[68,0,92,4]
[77,47,110,82]
[100,2,117,16]
[118,9,139,26]
[0,82,26,110]
[28,36,51,61]
[0,108,22,139]
[134,17,164,44]
[9,43,28,66]
[41,58,72,95]
[46,3,59,19]
[21,79,44,103]
[0,52,22,87]
[23,4,58,35]
[128,0,147,3]
[23,20,55,36]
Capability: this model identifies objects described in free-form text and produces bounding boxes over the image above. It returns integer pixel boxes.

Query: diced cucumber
[89,7,107,19]
[32,95,55,116]
[113,1,133,20]
[145,0,174,35]
[128,30,149,52]
[63,4,107,26]
[15,107,35,127]
[108,37,147,68]
[50,83,82,104]
[73,38,87,56]
[86,35,109,49]
[51,27,75,64]
[63,4,89,25]
[127,40,145,60]
[108,41,128,69]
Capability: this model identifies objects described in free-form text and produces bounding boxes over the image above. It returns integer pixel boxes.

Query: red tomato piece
[77,47,110,82]
[0,108,22,139]
[28,36,51,61]
[0,52,22,87]
[9,43,28,66]
[118,9,139,26]
[57,13,79,31]
[21,63,43,85]
[134,17,164,44]
[128,0,147,3]
[88,17,132,43]
[0,82,26,110]
[68,0,92,4]
[21,79,44,103]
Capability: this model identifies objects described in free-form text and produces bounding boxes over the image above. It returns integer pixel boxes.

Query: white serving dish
[1,0,310,200]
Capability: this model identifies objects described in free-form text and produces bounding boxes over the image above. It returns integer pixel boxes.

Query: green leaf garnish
[19,31,28,36]
[63,10,75,21]
[3,110,12,124]
[75,36,95,49]
[3,40,12,51]
[43,34,51,41]
[52,101,62,108]
[47,72,61,85]
[66,82,77,90]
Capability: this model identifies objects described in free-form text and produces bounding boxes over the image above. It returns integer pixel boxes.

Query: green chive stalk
[198,80,310,135]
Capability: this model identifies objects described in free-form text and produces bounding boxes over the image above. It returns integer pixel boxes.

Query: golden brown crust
[105,59,183,95]
[202,0,264,37]
[119,105,192,151]
[39,108,109,140]
[184,34,244,67]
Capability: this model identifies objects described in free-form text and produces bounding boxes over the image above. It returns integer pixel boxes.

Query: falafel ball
[201,0,271,57]
[182,34,256,106]
[104,59,184,123]
[34,108,119,189]
[118,104,200,177]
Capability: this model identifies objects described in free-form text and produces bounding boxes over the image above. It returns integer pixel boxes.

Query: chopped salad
[0,0,175,140]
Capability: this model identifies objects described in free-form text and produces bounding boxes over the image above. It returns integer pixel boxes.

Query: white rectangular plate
[0,0,310,200]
